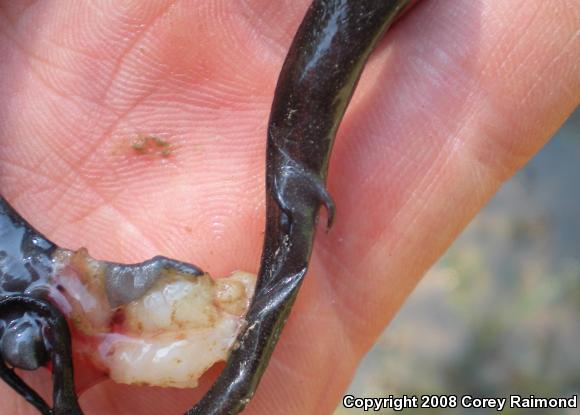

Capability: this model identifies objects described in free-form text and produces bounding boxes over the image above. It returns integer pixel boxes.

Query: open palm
[0,0,578,414]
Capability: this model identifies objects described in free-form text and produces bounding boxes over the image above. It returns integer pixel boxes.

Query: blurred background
[335,109,580,415]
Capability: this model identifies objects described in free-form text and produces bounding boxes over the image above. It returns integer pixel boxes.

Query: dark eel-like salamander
[0,1,419,414]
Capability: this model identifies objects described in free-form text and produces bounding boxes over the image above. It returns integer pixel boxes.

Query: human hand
[0,0,578,413]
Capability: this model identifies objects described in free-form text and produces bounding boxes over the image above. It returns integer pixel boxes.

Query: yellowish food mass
[50,248,256,388]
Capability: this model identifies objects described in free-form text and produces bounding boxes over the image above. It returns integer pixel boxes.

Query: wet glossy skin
[0,0,417,414]
[189,1,416,413]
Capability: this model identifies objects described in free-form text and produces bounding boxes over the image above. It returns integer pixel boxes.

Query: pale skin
[0,0,578,414]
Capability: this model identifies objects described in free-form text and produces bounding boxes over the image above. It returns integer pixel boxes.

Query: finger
[238,0,579,413]
[283,0,578,408]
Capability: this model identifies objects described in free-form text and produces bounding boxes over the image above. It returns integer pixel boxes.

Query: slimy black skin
[187,1,417,414]
[0,0,419,414]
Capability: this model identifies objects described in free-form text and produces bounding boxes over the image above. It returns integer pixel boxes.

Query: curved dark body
[187,1,415,414]
[0,0,418,414]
